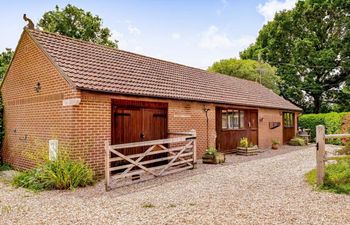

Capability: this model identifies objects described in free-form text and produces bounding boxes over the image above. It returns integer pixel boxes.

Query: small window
[240,111,245,128]
[283,112,294,128]
[233,110,239,129]
[228,110,234,129]
[222,110,228,129]
[222,109,245,130]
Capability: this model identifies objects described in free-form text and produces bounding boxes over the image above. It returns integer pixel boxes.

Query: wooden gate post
[190,129,197,164]
[316,125,326,186]
[104,141,111,191]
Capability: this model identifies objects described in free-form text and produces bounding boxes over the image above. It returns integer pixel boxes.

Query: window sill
[221,128,247,131]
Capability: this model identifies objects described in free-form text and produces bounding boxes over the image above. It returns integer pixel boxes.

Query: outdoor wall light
[34,82,41,93]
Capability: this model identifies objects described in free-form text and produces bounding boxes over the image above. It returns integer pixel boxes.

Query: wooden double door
[111,100,168,155]
[216,108,258,153]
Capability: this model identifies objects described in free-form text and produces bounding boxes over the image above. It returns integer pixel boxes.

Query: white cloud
[128,25,141,36]
[171,32,181,40]
[257,0,297,23]
[198,25,255,50]
[216,0,228,16]
[199,26,231,49]
[111,31,128,49]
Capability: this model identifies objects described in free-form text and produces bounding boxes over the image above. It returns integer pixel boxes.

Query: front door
[283,112,295,144]
[112,100,168,155]
[247,110,258,146]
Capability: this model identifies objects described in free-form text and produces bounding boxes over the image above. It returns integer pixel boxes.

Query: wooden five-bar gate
[104,130,197,191]
[315,125,350,186]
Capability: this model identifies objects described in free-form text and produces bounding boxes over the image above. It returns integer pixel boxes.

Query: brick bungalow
[1,28,301,176]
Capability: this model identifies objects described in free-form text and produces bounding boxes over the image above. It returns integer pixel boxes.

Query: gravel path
[1,145,349,225]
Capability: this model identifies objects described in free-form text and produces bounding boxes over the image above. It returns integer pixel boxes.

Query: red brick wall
[1,31,80,170]
[258,108,284,148]
[257,109,299,148]
[168,101,216,156]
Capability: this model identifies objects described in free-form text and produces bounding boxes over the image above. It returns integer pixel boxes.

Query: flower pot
[237,145,260,156]
[202,152,225,164]
[271,144,279,150]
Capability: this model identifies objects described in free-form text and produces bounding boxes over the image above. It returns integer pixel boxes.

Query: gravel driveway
[1,145,349,225]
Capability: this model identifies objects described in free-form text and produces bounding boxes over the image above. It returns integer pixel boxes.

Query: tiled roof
[28,29,301,111]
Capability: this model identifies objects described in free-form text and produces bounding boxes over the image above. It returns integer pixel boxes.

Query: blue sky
[0,0,296,68]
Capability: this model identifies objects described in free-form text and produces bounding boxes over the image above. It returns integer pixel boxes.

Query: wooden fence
[104,130,196,191]
[315,125,350,185]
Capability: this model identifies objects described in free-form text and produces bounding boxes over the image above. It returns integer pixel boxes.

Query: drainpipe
[203,106,210,149]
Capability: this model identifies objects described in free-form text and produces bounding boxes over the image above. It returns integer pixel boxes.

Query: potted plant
[271,139,280,150]
[237,137,259,155]
[202,147,225,164]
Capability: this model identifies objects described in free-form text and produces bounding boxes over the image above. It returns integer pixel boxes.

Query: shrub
[305,159,350,194]
[288,137,305,146]
[337,141,350,155]
[272,139,280,145]
[299,112,350,144]
[12,146,94,191]
[205,147,218,155]
[239,137,249,148]
[13,159,94,191]
[0,162,11,171]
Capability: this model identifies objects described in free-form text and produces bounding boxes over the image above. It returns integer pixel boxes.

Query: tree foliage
[38,4,118,48]
[0,48,14,80]
[0,49,13,157]
[240,0,350,113]
[208,59,280,94]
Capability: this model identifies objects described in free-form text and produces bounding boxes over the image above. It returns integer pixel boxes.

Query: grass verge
[305,159,350,194]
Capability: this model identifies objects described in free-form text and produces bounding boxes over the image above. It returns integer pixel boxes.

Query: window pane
[233,110,239,129]
[284,113,294,127]
[222,110,227,129]
[228,110,234,129]
[240,111,245,128]
[284,113,289,127]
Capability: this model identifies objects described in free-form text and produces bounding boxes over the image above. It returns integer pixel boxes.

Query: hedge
[299,112,350,144]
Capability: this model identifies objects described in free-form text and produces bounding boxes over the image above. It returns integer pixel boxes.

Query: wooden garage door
[111,100,168,155]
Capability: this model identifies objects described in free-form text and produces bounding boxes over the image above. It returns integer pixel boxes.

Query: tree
[38,4,118,48]
[208,59,280,94]
[0,48,11,160]
[0,48,14,80]
[240,0,350,113]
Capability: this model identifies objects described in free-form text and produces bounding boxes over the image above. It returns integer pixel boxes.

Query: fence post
[190,129,197,165]
[316,125,326,186]
[104,141,111,191]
